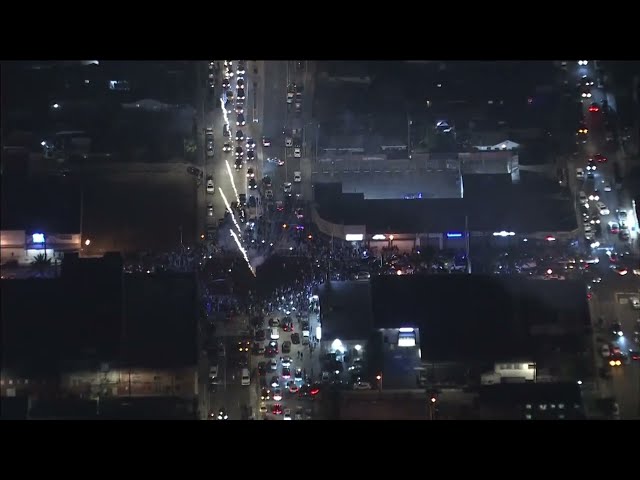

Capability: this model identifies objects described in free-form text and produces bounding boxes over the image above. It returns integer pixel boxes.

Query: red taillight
[310,388,319,395]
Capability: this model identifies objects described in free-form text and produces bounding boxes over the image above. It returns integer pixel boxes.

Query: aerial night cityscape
[1,59,640,420]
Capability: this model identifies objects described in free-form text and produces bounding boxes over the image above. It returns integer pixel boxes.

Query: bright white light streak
[225,160,240,202]
[220,96,230,126]
[218,188,241,233]
[230,229,255,276]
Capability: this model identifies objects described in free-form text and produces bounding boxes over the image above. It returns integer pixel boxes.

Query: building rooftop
[319,280,373,341]
[313,172,577,234]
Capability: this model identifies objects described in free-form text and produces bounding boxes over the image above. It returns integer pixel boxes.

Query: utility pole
[407,115,412,160]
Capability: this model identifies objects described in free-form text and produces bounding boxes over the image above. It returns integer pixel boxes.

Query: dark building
[1,253,199,400]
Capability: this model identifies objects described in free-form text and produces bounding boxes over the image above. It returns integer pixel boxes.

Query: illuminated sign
[493,231,515,237]
[345,234,364,242]
[371,234,386,240]
[32,233,45,244]
[446,232,463,238]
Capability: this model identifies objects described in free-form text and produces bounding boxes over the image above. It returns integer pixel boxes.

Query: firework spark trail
[225,160,240,203]
[230,229,256,277]
[220,96,230,126]
[218,188,241,234]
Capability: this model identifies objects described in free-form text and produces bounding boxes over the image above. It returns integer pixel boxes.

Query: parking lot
[81,171,197,254]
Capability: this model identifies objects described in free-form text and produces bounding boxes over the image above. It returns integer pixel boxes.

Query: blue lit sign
[446,232,464,238]
[32,233,45,244]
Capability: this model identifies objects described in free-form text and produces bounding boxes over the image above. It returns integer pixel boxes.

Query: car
[222,142,231,152]
[235,146,244,157]
[273,388,283,401]
[238,340,250,352]
[259,402,268,413]
[206,176,215,194]
[268,340,279,354]
[238,193,247,208]
[603,182,612,192]
[282,340,292,354]
[271,404,283,415]
[282,367,291,379]
[224,100,233,114]
[294,368,303,381]
[207,203,214,217]
[619,228,630,241]
[235,157,243,170]
[252,342,264,355]
[265,190,274,200]
[269,359,278,371]
[593,153,607,163]
[262,136,271,147]
[294,208,304,220]
[291,333,300,345]
[613,265,628,276]
[596,202,610,215]
[285,136,293,147]
[222,78,230,90]
[353,381,372,390]
[217,407,229,420]
[236,78,245,90]
[587,169,594,179]
[223,124,230,137]
[236,113,246,126]
[270,376,280,388]
[280,356,292,368]
[588,191,599,201]
[576,168,585,180]
[607,251,618,263]
[258,362,267,376]
[282,319,293,332]
[283,182,292,195]
[608,222,620,234]
[294,147,301,158]
[631,297,640,310]
[246,167,255,178]
[261,387,271,401]
[616,209,628,224]
[287,91,294,104]
[236,61,246,76]
[225,64,234,78]
[588,102,599,113]
[246,150,255,162]
[294,408,304,420]
[262,176,272,187]
[209,365,219,383]
[586,164,596,173]
[301,322,310,337]
[293,171,302,183]
[255,328,266,341]
[283,408,292,420]
[246,138,256,150]
[248,178,257,190]
[580,86,592,98]
[237,88,245,100]
[236,130,244,142]
[268,317,280,327]
[276,200,284,211]
[206,141,214,157]
[612,322,623,337]
[225,89,234,101]
[578,193,588,206]
[248,196,257,208]
[287,381,299,393]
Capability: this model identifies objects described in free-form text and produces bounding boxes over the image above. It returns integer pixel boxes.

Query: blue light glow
[32,233,45,244]
[446,232,463,238]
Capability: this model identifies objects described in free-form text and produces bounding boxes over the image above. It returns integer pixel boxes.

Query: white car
[631,297,640,310]
[283,408,292,420]
[273,388,283,402]
[259,402,268,414]
[294,147,301,158]
[603,182,612,192]
[270,327,280,340]
[207,203,214,217]
[576,168,585,180]
[269,359,277,370]
[285,137,293,147]
[283,182,292,195]
[222,142,231,152]
[596,202,610,215]
[286,92,294,104]
[293,171,302,183]
[280,356,292,368]
[578,191,587,204]
[206,177,215,194]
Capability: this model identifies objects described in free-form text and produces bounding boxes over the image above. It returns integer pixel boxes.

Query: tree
[30,253,52,277]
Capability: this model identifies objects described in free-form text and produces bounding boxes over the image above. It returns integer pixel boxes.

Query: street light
[376,373,383,392]
[84,239,91,246]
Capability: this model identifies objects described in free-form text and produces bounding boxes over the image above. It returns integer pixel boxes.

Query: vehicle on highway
[588,191,599,201]
[592,153,607,163]
[258,362,266,376]
[236,78,245,89]
[301,322,310,337]
[237,113,246,126]
[206,141,214,157]
[217,408,229,420]
[268,341,279,354]
[235,157,243,170]
[619,228,630,241]
[353,381,372,390]
[631,297,640,310]
[283,408,292,420]
[225,64,234,78]
[259,402,268,414]
[222,78,230,90]
[291,333,300,345]
[273,388,283,401]
[283,182,292,195]
[270,327,280,340]
[576,168,585,180]
[281,356,292,367]
[236,61,246,76]
[587,169,594,180]
[236,130,244,142]
[261,388,271,401]
[238,340,250,352]
[209,365,219,383]
[608,222,620,234]
[262,136,271,147]
[265,189,274,200]
[235,146,244,157]
[268,318,279,328]
[235,102,244,114]
[293,147,301,158]
[616,209,628,224]
[246,138,256,149]
[270,376,280,388]
[255,328,266,341]
[248,196,257,208]
[225,89,234,101]
[249,178,257,190]
[603,182,612,192]
[206,176,215,194]
[241,368,251,386]
[596,202,609,215]
[207,203,214,217]
[295,208,304,220]
[612,322,623,337]
[271,404,283,415]
[294,171,302,183]
[282,340,292,354]
[287,91,294,104]
[237,87,245,100]
[294,407,303,420]
[246,150,255,162]
[262,176,272,187]
[223,124,230,137]
[224,100,233,114]
[269,359,278,370]
[282,367,291,379]
[282,318,293,332]
[276,200,284,211]
[287,381,299,393]
[294,368,303,382]
[285,136,293,147]
[222,142,231,152]
[247,167,255,178]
